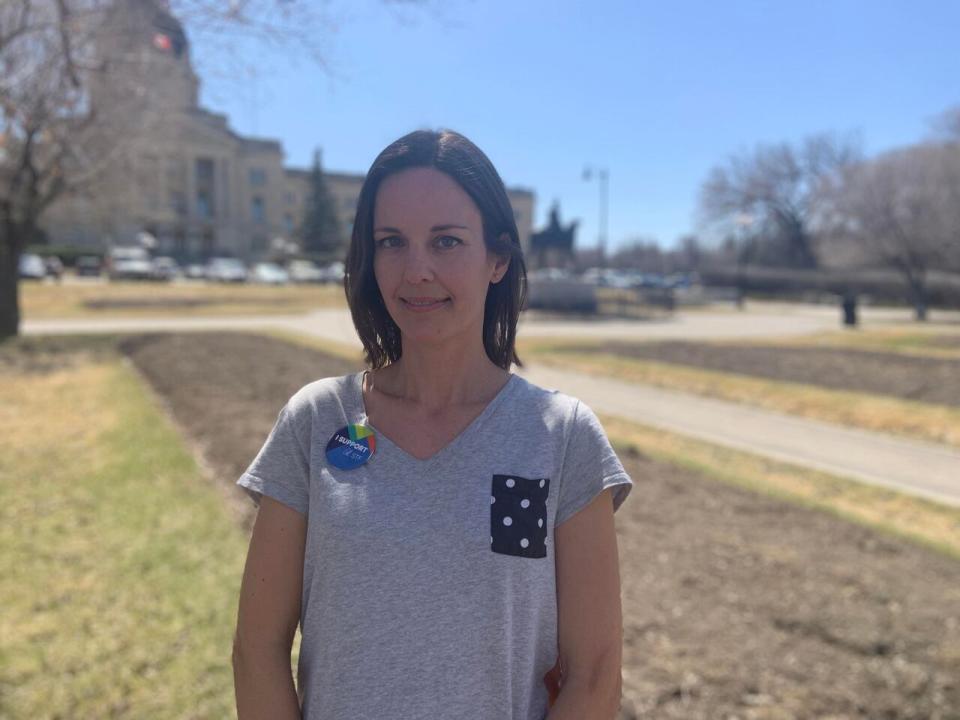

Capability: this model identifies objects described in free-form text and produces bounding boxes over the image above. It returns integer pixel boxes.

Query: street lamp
[582,165,609,268]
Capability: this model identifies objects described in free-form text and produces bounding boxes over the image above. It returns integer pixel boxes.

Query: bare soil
[9,333,954,718]
[574,341,960,408]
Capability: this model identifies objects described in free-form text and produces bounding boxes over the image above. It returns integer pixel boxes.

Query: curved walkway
[517,364,960,508]
[22,303,960,506]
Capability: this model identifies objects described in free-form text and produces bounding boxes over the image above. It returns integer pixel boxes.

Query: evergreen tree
[299,149,342,259]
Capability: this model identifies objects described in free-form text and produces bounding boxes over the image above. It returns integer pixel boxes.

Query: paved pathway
[22,303,960,506]
[20,301,848,341]
[517,364,960,508]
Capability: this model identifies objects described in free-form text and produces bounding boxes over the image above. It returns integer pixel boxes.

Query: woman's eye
[376,236,402,249]
[437,236,462,249]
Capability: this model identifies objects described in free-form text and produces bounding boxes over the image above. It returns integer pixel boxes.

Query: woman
[233,129,633,719]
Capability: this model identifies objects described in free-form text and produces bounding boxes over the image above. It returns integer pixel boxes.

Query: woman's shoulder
[283,370,362,416]
[508,371,583,421]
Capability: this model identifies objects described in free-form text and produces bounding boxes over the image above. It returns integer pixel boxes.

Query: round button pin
[325,424,376,470]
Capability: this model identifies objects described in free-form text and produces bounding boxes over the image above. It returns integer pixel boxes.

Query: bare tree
[699,132,861,270]
[929,105,960,143]
[0,0,423,339]
[817,142,960,320]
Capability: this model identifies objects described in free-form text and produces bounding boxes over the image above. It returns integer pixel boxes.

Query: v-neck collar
[352,369,518,471]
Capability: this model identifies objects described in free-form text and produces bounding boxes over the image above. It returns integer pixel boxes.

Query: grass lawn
[755,323,960,359]
[20,279,346,319]
[0,341,289,718]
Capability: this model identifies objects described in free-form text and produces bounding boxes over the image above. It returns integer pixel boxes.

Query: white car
[18,253,47,280]
[250,262,290,285]
[319,261,345,284]
[108,246,154,281]
[206,257,248,283]
[287,259,325,283]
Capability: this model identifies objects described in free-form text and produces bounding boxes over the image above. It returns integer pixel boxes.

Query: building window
[197,191,212,219]
[283,214,294,233]
[284,191,294,204]
[251,196,265,223]
[249,168,267,187]
[195,157,216,218]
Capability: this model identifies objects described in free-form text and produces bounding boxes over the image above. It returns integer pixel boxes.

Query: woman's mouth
[401,297,451,312]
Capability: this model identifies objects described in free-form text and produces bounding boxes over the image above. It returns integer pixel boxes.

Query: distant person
[842,289,858,327]
[45,255,64,283]
[232,129,634,719]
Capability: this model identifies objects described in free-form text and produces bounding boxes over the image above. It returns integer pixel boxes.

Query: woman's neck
[373,337,509,412]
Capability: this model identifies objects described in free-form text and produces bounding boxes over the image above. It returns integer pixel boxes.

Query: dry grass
[20,280,346,319]
[0,352,253,718]
[521,342,960,449]
[600,414,960,561]
[750,323,960,359]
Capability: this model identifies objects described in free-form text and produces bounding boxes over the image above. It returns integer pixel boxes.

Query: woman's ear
[491,234,511,284]
[491,254,510,284]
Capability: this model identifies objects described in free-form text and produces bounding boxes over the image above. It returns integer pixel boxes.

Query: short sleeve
[555,399,633,527]
[236,399,311,516]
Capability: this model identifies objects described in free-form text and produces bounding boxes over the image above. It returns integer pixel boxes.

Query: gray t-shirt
[237,369,633,720]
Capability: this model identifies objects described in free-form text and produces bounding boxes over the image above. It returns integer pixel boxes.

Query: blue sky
[197,0,960,251]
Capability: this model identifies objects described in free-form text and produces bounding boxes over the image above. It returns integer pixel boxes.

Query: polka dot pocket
[490,474,550,559]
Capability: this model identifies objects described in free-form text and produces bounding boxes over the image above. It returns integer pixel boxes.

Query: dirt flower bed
[578,341,960,408]
[119,332,960,719]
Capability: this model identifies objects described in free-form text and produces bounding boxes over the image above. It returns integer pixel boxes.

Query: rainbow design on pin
[325,423,377,470]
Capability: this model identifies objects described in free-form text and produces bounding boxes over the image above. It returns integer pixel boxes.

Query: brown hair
[344,129,527,370]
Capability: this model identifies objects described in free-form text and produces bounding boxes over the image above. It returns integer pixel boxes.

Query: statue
[529,203,578,269]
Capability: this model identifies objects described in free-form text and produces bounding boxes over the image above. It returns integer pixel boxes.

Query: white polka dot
[490,536,493,543]
[520,538,529,548]
[538,518,543,528]
[491,495,495,504]
[520,499,530,509]
[539,479,545,488]
[506,478,515,488]
[503,516,512,526]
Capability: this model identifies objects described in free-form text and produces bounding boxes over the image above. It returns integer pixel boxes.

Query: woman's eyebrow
[373,224,471,233]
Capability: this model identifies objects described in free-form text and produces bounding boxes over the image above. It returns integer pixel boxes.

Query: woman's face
[372,166,508,349]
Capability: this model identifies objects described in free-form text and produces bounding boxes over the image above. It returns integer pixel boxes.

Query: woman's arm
[548,487,624,719]
[233,496,307,720]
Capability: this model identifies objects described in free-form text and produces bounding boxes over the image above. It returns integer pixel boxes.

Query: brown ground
[109,332,960,719]
[571,341,960,408]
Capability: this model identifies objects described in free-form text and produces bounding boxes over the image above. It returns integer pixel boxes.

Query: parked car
[75,255,103,277]
[183,263,207,280]
[250,262,290,285]
[107,246,154,281]
[286,259,325,283]
[206,257,248,283]
[319,260,345,284]
[150,256,181,281]
[18,253,47,280]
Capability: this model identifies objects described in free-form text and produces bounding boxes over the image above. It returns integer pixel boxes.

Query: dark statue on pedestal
[529,203,577,270]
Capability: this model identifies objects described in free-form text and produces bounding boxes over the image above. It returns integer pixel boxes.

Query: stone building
[40,0,535,262]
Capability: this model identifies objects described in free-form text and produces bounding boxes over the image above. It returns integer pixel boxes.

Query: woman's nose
[402,245,435,283]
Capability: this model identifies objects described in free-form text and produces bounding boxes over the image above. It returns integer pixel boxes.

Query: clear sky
[197,0,960,252]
